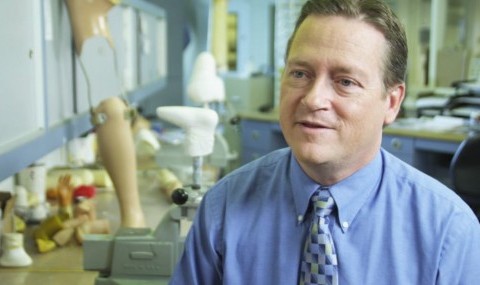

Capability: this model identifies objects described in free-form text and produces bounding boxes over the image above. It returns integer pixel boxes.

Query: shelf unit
[0,0,182,182]
[394,0,480,99]
[270,0,480,107]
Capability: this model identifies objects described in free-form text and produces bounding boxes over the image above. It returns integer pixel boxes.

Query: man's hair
[285,0,408,89]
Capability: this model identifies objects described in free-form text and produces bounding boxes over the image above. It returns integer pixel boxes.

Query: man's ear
[384,83,405,125]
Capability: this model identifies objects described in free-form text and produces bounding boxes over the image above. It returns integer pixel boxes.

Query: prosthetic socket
[64,0,120,55]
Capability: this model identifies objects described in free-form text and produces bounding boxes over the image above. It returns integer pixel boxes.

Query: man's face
[279,15,404,184]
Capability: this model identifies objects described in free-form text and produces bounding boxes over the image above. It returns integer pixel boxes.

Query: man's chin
[292,146,330,165]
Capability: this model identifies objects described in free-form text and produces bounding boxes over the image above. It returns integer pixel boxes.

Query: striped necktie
[300,188,338,285]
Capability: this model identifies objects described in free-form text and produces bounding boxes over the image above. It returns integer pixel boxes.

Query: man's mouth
[298,120,329,129]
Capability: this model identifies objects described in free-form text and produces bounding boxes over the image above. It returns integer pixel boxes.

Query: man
[169,0,480,284]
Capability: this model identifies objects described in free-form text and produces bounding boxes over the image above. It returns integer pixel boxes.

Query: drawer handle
[391,138,402,150]
[251,130,260,140]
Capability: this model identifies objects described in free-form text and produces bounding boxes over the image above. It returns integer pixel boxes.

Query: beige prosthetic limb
[157,168,183,203]
[93,97,146,228]
[64,0,120,55]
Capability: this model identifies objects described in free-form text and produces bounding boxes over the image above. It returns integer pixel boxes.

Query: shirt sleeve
[436,211,480,285]
[168,187,224,285]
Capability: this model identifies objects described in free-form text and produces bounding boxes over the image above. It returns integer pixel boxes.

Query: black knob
[191,184,201,190]
[171,188,189,205]
[229,116,240,125]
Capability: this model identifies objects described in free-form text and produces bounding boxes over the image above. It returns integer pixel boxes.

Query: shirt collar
[289,151,383,232]
[289,152,320,224]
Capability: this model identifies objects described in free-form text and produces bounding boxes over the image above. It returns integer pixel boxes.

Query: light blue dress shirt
[169,148,480,285]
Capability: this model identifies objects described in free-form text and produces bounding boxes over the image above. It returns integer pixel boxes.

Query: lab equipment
[83,106,219,284]
[416,81,480,118]
[17,164,48,222]
[83,49,230,283]
[156,52,237,179]
[156,106,218,191]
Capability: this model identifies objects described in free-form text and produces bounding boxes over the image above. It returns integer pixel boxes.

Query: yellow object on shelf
[35,239,57,253]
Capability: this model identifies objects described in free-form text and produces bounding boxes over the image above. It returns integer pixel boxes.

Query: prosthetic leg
[65,2,140,223]
[63,1,170,282]
[92,97,146,228]
[83,106,218,284]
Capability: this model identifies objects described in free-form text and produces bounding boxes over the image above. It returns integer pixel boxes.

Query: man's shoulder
[381,149,442,185]
[205,148,291,198]
[381,149,475,219]
[225,147,291,181]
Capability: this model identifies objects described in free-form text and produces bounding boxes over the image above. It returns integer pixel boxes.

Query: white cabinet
[0,1,44,150]
[0,0,170,182]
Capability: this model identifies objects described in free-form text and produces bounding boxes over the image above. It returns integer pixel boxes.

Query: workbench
[0,170,172,285]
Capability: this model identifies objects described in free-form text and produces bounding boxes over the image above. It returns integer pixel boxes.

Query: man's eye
[338,78,354,87]
[291,71,306,78]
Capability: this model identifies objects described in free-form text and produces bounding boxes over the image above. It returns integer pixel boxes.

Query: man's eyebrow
[331,64,369,79]
[287,58,368,79]
[285,58,311,67]
[332,65,358,74]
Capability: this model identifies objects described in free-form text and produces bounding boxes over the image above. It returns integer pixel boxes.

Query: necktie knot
[311,189,335,218]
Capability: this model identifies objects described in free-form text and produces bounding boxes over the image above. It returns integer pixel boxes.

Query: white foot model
[156,106,219,157]
[0,233,32,267]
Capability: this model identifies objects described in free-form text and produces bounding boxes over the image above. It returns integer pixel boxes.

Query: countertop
[0,169,173,285]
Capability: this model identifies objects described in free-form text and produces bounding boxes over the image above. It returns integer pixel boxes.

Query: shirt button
[297,215,304,223]
[342,221,349,229]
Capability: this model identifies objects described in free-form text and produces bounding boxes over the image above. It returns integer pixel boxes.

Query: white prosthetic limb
[156,106,219,189]
[187,52,239,168]
[92,97,146,228]
[187,52,225,106]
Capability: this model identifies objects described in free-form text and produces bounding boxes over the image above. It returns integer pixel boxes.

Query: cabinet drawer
[241,147,267,164]
[241,120,276,150]
[382,135,415,165]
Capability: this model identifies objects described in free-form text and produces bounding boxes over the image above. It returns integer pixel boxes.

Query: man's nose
[301,78,333,110]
